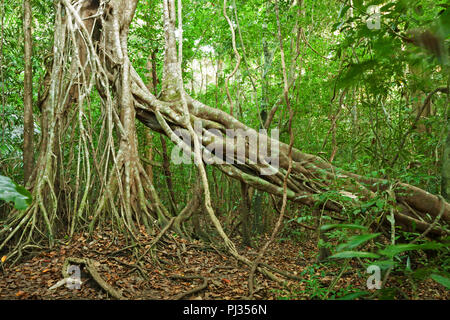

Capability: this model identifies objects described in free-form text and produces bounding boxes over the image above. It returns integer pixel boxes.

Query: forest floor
[0,225,448,300]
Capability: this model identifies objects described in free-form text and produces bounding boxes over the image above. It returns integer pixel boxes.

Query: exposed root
[136,217,175,264]
[169,275,208,300]
[112,257,149,280]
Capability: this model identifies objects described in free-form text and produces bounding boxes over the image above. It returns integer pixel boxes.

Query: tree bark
[23,0,34,184]
[442,90,450,201]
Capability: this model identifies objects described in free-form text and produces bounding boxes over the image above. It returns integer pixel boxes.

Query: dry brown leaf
[15,290,26,297]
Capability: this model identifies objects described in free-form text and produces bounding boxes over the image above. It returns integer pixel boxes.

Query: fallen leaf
[42,268,51,273]
[16,290,26,297]
[1,256,6,263]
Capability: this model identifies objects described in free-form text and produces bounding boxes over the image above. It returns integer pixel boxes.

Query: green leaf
[380,3,396,12]
[370,260,396,271]
[352,0,364,10]
[406,256,412,272]
[0,175,32,210]
[338,5,350,19]
[438,8,450,39]
[375,199,384,209]
[320,224,368,231]
[412,267,434,280]
[379,242,445,258]
[336,291,369,300]
[330,251,380,259]
[336,233,381,252]
[430,274,450,289]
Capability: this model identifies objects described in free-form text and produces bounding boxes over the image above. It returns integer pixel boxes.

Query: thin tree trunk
[442,85,450,201]
[160,135,177,215]
[23,0,34,184]
[240,181,251,247]
[144,55,158,183]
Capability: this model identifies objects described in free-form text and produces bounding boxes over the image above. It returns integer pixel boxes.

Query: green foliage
[276,263,368,300]
[378,242,445,258]
[324,223,449,295]
[430,273,450,289]
[335,233,381,252]
[330,251,380,259]
[0,175,32,210]
[336,291,370,300]
[320,224,368,231]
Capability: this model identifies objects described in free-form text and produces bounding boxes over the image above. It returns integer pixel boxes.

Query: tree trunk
[240,181,252,247]
[23,0,34,184]
[442,93,450,201]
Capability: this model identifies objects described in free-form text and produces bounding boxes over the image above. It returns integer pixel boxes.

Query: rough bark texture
[23,0,34,184]
[442,94,450,201]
